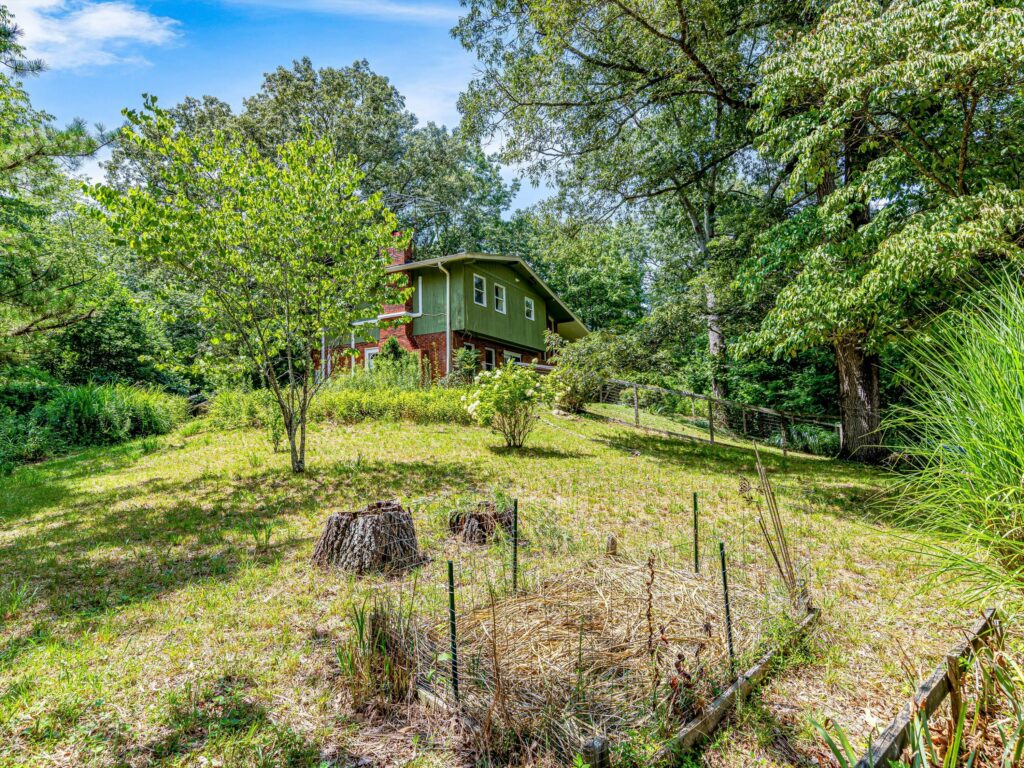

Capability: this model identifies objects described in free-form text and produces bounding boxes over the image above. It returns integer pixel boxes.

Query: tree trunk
[834,334,885,463]
[311,500,423,573]
[705,284,728,403]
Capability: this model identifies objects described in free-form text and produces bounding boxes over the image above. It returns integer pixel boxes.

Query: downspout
[349,331,355,376]
[438,264,451,375]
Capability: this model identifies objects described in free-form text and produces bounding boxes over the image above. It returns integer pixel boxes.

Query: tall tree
[0,5,103,350]
[91,101,406,472]
[454,0,802,400]
[747,0,1024,461]
[105,58,517,257]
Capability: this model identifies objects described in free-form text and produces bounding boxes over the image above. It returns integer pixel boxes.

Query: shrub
[545,332,612,413]
[438,346,479,388]
[892,274,1024,603]
[0,408,64,473]
[465,364,549,448]
[36,384,188,446]
[0,366,61,414]
[768,423,840,457]
[209,386,471,430]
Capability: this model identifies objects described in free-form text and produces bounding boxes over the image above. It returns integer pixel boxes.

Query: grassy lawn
[0,411,975,767]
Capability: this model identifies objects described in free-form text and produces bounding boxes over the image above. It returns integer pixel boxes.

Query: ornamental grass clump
[892,274,1024,604]
[465,364,549,448]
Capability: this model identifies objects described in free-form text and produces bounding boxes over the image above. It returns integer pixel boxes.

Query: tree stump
[311,499,423,574]
[449,501,514,544]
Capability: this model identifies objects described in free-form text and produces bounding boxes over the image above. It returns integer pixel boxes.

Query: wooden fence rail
[854,608,1000,768]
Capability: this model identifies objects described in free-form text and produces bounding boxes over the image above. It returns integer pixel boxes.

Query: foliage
[545,332,617,413]
[891,275,1024,603]
[91,99,405,472]
[465,364,549,448]
[438,346,479,388]
[749,0,1024,357]
[336,598,417,712]
[106,58,518,258]
[209,387,470,429]
[522,212,648,330]
[36,384,188,446]
[47,291,184,391]
[0,382,187,473]
[0,365,60,414]
[0,11,104,351]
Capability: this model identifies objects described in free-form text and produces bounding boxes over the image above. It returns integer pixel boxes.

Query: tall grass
[892,274,1024,603]
[37,384,188,445]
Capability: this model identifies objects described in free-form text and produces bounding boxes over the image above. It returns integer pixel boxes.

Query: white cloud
[225,0,459,23]
[5,0,180,70]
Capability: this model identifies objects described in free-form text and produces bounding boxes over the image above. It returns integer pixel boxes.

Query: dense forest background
[2,0,1022,463]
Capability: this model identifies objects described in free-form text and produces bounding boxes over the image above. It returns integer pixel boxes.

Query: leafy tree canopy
[90,100,407,471]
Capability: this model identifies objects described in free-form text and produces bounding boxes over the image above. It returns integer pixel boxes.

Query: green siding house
[337,249,587,378]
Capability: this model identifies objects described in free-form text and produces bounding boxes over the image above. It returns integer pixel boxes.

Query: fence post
[780,422,788,457]
[742,408,748,435]
[719,542,735,675]
[581,736,611,768]
[707,398,715,444]
[447,560,459,703]
[693,492,700,574]
[946,654,963,728]
[511,498,519,593]
[633,384,640,427]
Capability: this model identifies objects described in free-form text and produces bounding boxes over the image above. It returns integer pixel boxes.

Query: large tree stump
[449,501,514,544]
[311,499,423,574]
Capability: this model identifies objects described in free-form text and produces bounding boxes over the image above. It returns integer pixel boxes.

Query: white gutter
[438,263,451,375]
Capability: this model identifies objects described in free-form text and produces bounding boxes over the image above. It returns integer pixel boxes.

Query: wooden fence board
[854,609,998,768]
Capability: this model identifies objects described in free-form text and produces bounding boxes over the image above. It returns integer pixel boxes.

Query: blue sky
[6,0,548,207]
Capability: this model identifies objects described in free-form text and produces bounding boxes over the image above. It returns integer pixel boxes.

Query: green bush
[465,364,549,448]
[36,384,188,446]
[0,366,61,415]
[0,408,64,472]
[546,332,614,413]
[209,386,470,431]
[767,423,840,457]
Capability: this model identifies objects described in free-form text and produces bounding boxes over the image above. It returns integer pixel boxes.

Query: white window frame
[505,351,522,365]
[364,347,379,370]
[494,283,506,314]
[524,297,535,321]
[484,347,496,371]
[473,274,487,307]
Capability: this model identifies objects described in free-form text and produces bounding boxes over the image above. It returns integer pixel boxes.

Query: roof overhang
[387,253,589,340]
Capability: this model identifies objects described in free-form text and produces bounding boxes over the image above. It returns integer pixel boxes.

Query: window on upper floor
[494,283,506,314]
[524,297,535,321]
[473,274,486,306]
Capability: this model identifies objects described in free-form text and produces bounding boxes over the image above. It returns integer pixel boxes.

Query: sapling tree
[90,99,406,472]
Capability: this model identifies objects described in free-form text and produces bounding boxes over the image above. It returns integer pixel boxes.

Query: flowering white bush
[463,363,549,448]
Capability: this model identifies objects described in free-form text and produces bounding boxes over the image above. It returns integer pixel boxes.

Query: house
[330,247,588,379]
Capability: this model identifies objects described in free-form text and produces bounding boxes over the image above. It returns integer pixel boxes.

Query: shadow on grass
[591,428,888,524]
[130,674,327,767]
[487,444,592,460]
[0,453,487,633]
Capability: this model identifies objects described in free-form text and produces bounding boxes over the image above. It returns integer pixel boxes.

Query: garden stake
[511,498,519,594]
[693,492,699,574]
[719,542,735,675]
[447,560,459,703]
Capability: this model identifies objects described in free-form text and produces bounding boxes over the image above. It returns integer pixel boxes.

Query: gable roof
[388,252,589,340]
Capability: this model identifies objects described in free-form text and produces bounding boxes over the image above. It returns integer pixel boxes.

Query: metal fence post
[447,560,459,703]
[511,498,519,593]
[719,542,735,675]
[693,491,700,574]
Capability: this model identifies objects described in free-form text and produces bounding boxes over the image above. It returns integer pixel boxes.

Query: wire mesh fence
[330,484,813,763]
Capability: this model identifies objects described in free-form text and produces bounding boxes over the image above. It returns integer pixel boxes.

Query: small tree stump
[605,534,618,557]
[449,501,514,544]
[311,499,423,574]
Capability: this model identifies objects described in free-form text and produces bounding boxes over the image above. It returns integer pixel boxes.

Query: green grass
[0,412,976,766]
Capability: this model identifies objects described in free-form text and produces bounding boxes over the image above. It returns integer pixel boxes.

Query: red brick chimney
[387,232,412,266]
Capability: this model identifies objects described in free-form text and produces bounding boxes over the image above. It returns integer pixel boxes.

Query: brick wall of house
[335,330,544,381]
